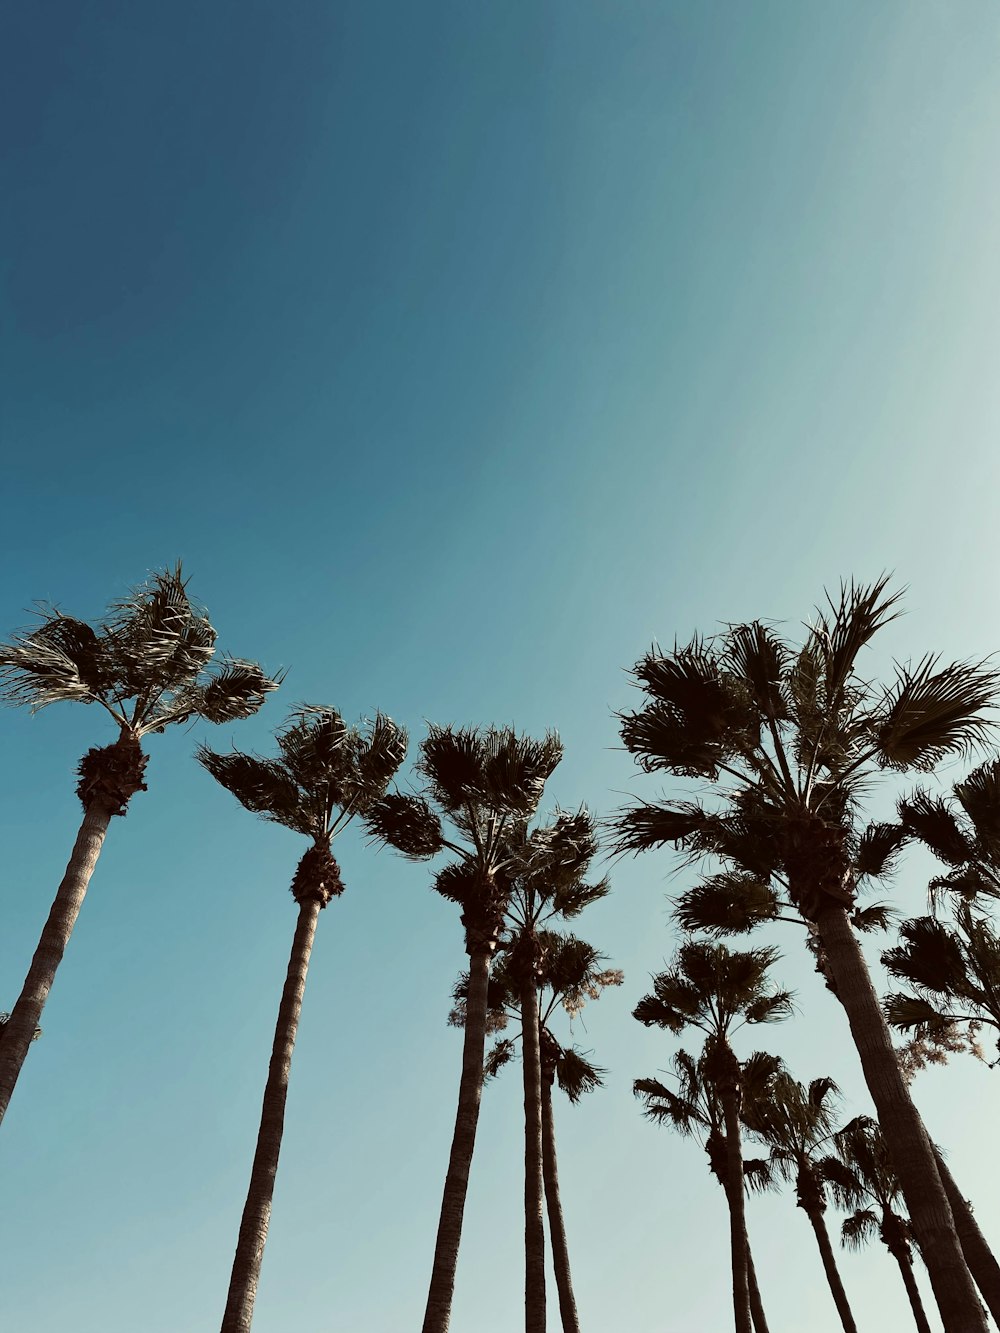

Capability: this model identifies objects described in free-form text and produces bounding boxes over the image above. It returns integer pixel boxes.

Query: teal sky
[3,3,1000,1330]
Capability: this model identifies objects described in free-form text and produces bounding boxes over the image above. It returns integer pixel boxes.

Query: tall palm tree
[614,580,997,1332]
[635,1047,777,1333]
[459,928,622,1333]
[741,1071,858,1333]
[364,724,563,1333]
[500,810,609,1333]
[199,706,407,1333]
[827,1116,934,1333]
[634,941,792,1333]
[0,565,277,1126]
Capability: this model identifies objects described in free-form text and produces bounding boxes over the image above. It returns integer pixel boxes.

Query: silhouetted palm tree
[460,928,621,1333]
[741,1071,858,1333]
[364,724,563,1333]
[827,1116,933,1333]
[199,706,407,1333]
[636,1047,776,1333]
[0,565,277,1126]
[634,941,792,1333]
[614,579,996,1332]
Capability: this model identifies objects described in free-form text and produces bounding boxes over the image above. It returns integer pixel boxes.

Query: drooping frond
[362,792,446,860]
[855,821,908,880]
[841,1208,881,1251]
[196,748,313,835]
[556,1046,606,1102]
[897,790,973,867]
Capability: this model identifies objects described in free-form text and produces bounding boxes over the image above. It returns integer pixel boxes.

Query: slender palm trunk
[719,1084,753,1333]
[803,1206,859,1333]
[542,1072,580,1333]
[221,898,321,1333]
[422,945,492,1333]
[934,1148,1000,1325]
[520,970,546,1333]
[892,1248,934,1333]
[817,903,987,1333]
[0,802,113,1127]
[746,1241,770,1333]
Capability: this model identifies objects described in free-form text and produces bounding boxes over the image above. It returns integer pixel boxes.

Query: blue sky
[3,3,1000,1330]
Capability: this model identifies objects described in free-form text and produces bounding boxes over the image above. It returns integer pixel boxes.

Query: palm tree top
[198,706,407,844]
[634,940,793,1042]
[614,578,998,850]
[0,564,279,737]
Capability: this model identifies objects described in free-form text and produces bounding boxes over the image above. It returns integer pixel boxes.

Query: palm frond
[809,576,901,705]
[850,903,896,934]
[841,1208,881,1251]
[556,1046,606,1102]
[179,658,279,728]
[0,613,112,711]
[674,874,781,937]
[898,789,973,867]
[363,792,445,859]
[196,746,313,836]
[610,800,717,857]
[875,656,999,772]
[855,822,908,880]
[954,759,1000,861]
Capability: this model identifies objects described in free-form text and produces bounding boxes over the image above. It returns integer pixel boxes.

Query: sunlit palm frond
[172,657,279,729]
[0,613,113,711]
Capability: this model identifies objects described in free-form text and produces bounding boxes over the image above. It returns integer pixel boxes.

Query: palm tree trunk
[804,1206,859,1333]
[221,898,320,1333]
[0,801,113,1127]
[817,902,988,1333]
[422,945,492,1333]
[542,1070,580,1333]
[933,1148,1000,1326]
[719,1086,753,1333]
[746,1241,770,1333]
[520,971,546,1333]
[893,1248,934,1333]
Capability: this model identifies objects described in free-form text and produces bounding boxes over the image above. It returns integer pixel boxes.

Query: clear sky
[3,3,1000,1330]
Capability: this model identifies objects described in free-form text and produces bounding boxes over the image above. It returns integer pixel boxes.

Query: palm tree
[634,941,792,1333]
[614,579,996,1332]
[199,706,407,1333]
[828,1116,934,1333]
[741,1071,858,1333]
[0,565,278,1126]
[364,724,563,1333]
[0,1014,41,1045]
[459,928,622,1333]
[635,1047,776,1333]
[501,810,609,1333]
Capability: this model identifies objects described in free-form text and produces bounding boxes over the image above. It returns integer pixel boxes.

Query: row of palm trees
[5,567,1000,1332]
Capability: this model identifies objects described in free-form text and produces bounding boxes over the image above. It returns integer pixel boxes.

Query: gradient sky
[4,3,1000,1330]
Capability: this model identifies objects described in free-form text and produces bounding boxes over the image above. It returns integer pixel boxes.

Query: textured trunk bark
[817,902,987,1333]
[804,1206,859,1333]
[541,1078,581,1333]
[221,898,321,1333]
[422,945,492,1333]
[0,801,113,1127]
[720,1086,753,1333]
[746,1240,770,1333]
[893,1247,934,1333]
[934,1148,1000,1326]
[520,973,546,1333]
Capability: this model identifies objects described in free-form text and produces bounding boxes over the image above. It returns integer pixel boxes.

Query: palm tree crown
[0,563,278,739]
[199,706,408,899]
